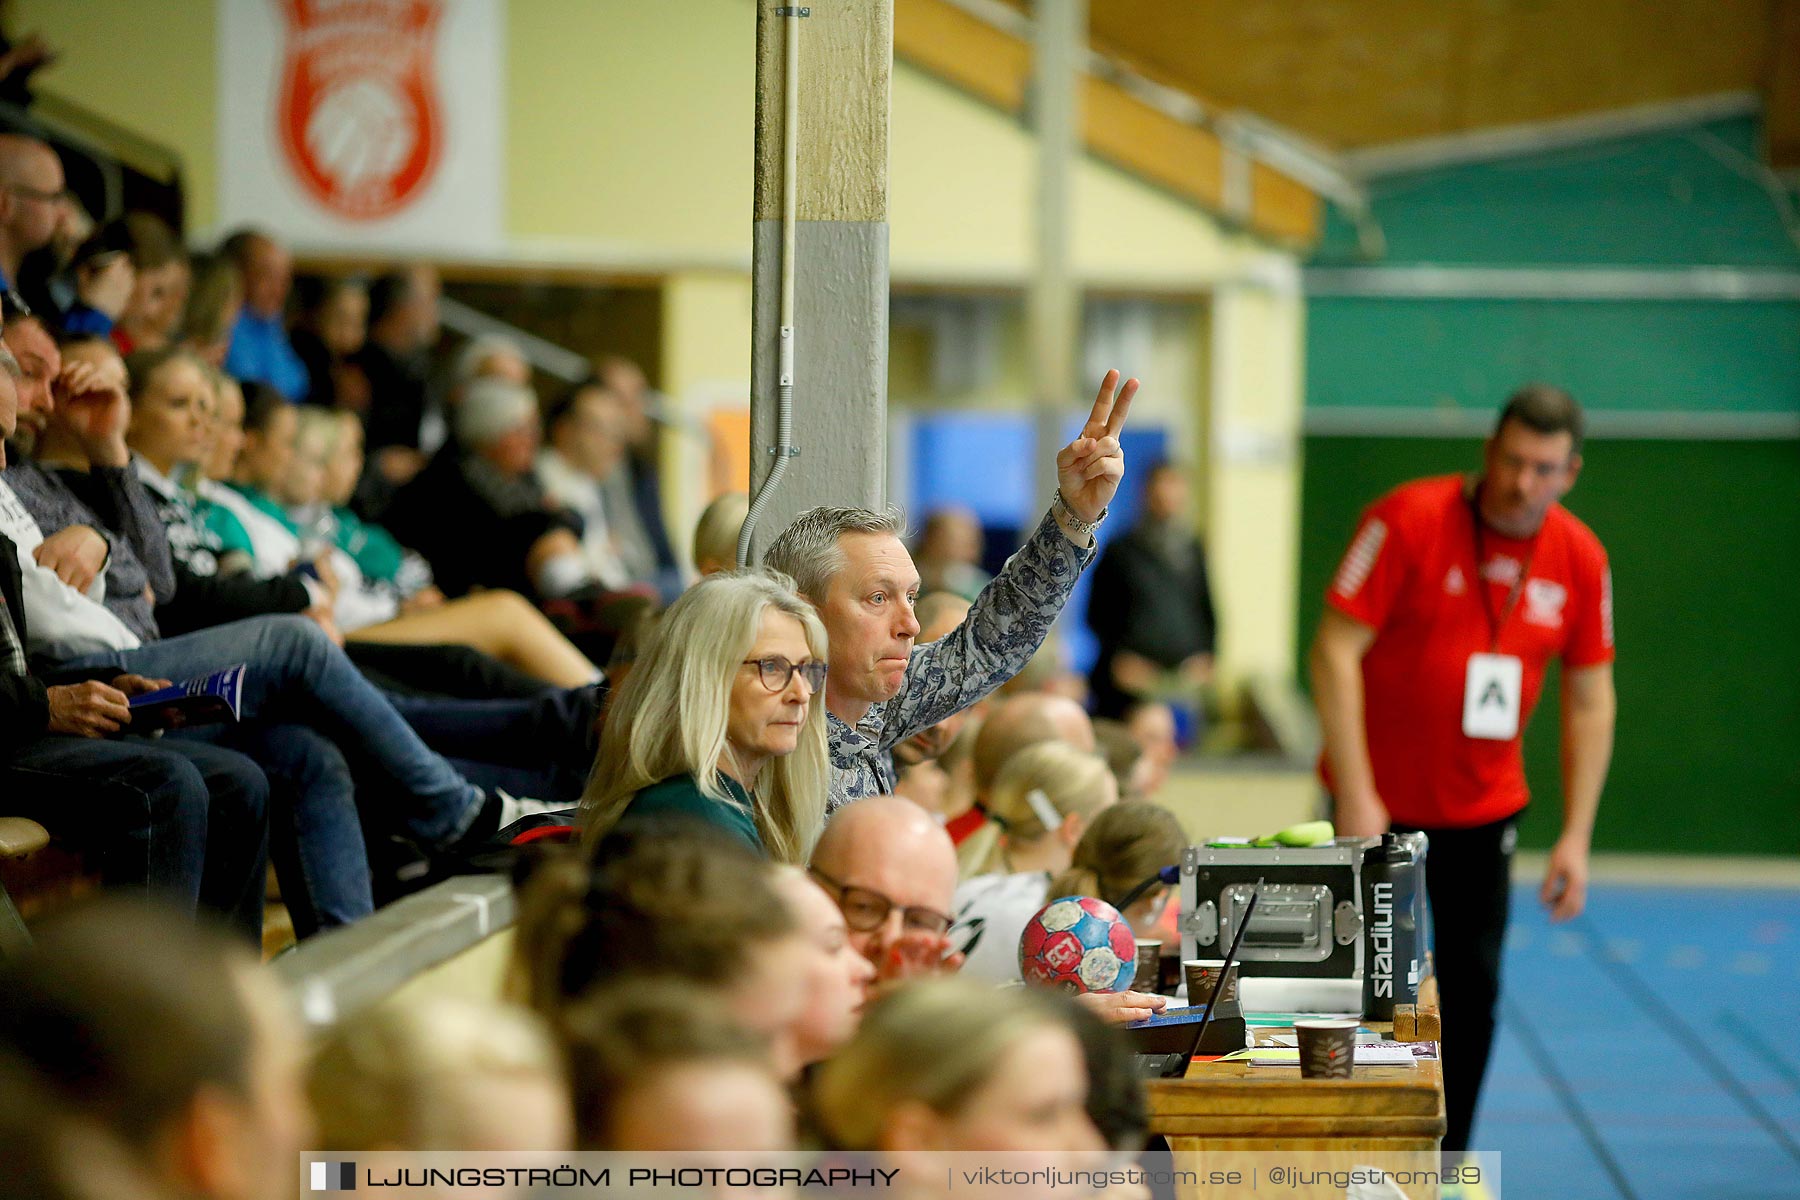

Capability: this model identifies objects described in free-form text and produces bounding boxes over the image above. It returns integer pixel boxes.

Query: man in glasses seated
[810,793,1166,1026]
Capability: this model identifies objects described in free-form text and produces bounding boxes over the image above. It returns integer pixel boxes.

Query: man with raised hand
[765,370,1137,812]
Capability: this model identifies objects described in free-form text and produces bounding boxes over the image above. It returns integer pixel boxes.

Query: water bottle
[1361,831,1427,1021]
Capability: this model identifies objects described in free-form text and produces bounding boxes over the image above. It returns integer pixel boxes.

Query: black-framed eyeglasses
[742,655,826,693]
[809,867,953,937]
[1,291,32,322]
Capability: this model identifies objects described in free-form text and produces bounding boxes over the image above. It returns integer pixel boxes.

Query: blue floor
[1476,883,1800,1199]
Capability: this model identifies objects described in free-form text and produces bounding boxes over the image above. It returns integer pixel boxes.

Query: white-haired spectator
[386,376,595,600]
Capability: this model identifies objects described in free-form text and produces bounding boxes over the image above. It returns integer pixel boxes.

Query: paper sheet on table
[1218,1042,1418,1067]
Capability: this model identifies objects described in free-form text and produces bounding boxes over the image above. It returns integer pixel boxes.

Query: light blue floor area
[1474,883,1800,1199]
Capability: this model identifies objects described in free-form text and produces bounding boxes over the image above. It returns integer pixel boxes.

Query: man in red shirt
[1310,384,1616,1155]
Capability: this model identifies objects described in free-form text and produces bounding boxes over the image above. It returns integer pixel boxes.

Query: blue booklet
[127,664,247,732]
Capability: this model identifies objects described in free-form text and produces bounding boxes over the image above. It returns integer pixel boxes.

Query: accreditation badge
[1462,652,1523,740]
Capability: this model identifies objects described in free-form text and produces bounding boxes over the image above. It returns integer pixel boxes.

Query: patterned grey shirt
[826,509,1095,811]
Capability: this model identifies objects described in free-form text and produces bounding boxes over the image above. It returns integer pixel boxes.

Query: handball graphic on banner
[218,0,504,253]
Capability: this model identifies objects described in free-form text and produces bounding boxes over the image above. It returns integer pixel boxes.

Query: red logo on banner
[276,0,444,220]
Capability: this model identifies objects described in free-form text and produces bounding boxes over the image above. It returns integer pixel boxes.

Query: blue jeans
[3,736,269,939]
[239,723,373,936]
[60,615,483,848]
[385,684,601,806]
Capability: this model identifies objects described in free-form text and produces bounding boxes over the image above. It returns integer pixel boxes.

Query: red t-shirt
[1321,475,1614,828]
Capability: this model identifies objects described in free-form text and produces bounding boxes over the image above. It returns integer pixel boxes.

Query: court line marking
[1500,994,1640,1200]
[1570,914,1800,1168]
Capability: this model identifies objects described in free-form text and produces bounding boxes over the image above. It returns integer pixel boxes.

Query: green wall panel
[1317,117,1800,268]
[1307,296,1800,415]
[1296,437,1800,856]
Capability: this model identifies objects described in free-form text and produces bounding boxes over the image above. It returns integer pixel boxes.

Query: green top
[620,772,763,854]
[331,505,407,583]
[196,493,257,558]
[232,482,302,536]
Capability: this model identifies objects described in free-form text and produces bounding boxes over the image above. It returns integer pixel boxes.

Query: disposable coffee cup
[1294,1019,1359,1080]
[1182,959,1240,1006]
[1133,939,1163,993]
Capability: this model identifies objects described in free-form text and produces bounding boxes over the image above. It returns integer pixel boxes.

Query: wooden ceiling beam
[894,0,1321,247]
[1767,0,1800,171]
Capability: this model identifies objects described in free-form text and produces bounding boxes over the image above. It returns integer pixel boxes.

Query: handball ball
[1019,895,1137,994]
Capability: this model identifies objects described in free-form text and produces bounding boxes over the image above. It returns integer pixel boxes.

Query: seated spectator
[261,407,602,686]
[7,319,175,649]
[913,505,989,601]
[352,264,441,506]
[308,996,572,1152]
[894,712,978,824]
[957,740,1118,880]
[0,335,268,937]
[1055,801,1187,939]
[810,978,1105,1156]
[4,383,563,907]
[692,490,748,577]
[1093,717,1156,802]
[384,377,594,600]
[761,367,1135,811]
[62,213,188,355]
[562,980,792,1152]
[769,865,876,1067]
[178,252,242,369]
[0,898,313,1200]
[1126,699,1179,796]
[810,793,1163,1022]
[594,353,682,599]
[535,380,637,589]
[809,792,964,989]
[290,275,369,411]
[954,798,1184,985]
[220,228,307,401]
[951,691,1097,856]
[60,225,135,343]
[583,570,827,862]
[510,829,813,1079]
[0,133,65,295]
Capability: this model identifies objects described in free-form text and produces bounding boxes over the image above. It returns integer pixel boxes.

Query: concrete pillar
[745,1,894,560]
[1028,0,1085,504]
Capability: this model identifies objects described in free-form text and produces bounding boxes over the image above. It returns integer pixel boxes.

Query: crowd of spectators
[0,96,1210,1188]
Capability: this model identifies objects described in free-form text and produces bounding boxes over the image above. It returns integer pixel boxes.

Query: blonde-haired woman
[951,742,1119,982]
[583,569,829,863]
[308,996,572,1152]
[959,741,1117,878]
[811,977,1104,1155]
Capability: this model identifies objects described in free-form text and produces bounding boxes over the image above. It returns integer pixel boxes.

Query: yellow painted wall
[19,0,1307,684]
[21,0,1271,284]
[15,0,218,230]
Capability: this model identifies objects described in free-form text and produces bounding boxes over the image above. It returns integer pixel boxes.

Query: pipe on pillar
[1028,0,1085,508]
[740,5,805,567]
[747,2,893,563]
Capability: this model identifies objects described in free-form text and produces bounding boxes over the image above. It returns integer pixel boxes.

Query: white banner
[216,0,505,253]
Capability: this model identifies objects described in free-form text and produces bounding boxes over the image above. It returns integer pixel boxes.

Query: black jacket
[1085,522,1218,666]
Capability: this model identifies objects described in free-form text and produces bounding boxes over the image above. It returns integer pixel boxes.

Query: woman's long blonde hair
[810,978,1079,1151]
[581,569,829,863]
[960,741,1115,877]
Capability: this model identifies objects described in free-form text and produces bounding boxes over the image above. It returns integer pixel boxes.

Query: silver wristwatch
[1053,487,1106,539]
